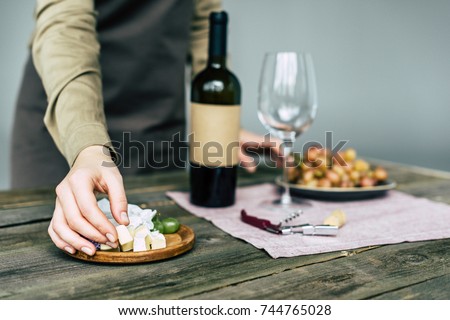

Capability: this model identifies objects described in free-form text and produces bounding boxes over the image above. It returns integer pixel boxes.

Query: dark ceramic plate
[276,176,397,201]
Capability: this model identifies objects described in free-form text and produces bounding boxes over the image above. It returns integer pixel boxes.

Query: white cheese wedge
[134,224,150,237]
[133,233,151,252]
[116,225,134,252]
[129,215,143,228]
[149,231,166,250]
[127,225,137,237]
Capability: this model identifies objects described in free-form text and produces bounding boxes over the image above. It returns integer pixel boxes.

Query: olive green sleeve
[32,0,113,166]
[190,0,222,77]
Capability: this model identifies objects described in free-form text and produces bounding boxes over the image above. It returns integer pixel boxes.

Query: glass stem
[281,140,294,205]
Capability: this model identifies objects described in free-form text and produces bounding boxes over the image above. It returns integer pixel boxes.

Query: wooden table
[1,161,449,300]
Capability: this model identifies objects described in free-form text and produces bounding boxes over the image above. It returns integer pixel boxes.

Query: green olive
[161,217,180,234]
[152,220,165,233]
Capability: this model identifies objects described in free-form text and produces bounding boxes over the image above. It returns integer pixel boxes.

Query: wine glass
[258,52,318,208]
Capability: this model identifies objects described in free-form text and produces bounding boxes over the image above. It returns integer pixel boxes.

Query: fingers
[69,174,120,245]
[48,199,98,256]
[238,147,257,173]
[48,145,129,255]
[103,172,129,225]
[56,182,108,243]
[239,129,284,171]
[48,219,75,254]
[53,168,123,252]
[263,138,283,158]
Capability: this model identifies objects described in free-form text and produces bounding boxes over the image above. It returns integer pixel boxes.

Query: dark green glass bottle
[189,11,241,207]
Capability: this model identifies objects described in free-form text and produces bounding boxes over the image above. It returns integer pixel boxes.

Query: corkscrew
[240,209,338,236]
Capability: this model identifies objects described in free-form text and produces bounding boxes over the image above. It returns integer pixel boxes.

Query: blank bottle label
[189,103,241,167]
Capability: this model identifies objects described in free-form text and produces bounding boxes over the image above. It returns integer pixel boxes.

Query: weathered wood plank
[185,239,450,300]
[395,179,450,204]
[2,215,448,300]
[0,176,183,209]
[0,205,53,228]
[0,218,351,300]
[372,274,450,300]
[1,162,449,300]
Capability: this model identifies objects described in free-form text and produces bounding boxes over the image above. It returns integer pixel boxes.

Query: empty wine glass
[258,52,318,208]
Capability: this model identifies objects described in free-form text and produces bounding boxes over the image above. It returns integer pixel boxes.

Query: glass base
[272,197,307,206]
[259,196,311,215]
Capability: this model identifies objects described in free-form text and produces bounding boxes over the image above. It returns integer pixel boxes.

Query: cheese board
[66,225,195,264]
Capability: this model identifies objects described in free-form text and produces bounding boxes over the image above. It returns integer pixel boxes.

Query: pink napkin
[166,183,450,258]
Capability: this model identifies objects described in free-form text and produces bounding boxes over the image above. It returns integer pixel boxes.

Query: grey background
[1,0,449,190]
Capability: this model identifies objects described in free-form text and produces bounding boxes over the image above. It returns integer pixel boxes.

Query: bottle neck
[207,20,227,68]
[208,56,227,68]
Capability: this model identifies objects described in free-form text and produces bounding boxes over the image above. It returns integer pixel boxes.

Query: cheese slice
[133,233,151,252]
[134,224,150,237]
[127,225,137,237]
[149,232,166,250]
[116,225,134,252]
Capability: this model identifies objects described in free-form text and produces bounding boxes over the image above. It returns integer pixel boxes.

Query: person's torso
[94,0,194,173]
[95,0,193,134]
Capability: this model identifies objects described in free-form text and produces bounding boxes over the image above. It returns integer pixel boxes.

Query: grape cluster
[288,147,388,188]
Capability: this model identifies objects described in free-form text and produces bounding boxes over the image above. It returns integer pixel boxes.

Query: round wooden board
[66,225,195,264]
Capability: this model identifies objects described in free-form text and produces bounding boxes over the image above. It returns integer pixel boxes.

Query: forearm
[32,0,111,165]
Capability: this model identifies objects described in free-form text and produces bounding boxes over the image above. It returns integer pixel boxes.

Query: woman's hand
[239,129,283,173]
[48,145,129,256]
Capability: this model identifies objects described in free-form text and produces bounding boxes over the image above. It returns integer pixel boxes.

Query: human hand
[239,129,283,173]
[48,145,129,256]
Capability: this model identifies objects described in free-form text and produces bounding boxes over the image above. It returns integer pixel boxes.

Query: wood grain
[0,163,449,299]
[372,274,450,300]
[185,239,450,300]
[0,219,349,299]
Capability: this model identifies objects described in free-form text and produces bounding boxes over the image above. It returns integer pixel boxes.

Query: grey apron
[11,0,193,188]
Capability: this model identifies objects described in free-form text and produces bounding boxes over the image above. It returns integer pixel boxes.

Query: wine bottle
[189,11,241,207]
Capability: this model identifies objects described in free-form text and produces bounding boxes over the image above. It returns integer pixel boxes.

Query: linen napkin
[167,183,450,258]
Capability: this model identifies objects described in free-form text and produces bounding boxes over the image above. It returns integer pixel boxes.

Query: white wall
[223,0,450,172]
[0,0,34,190]
[1,0,449,190]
